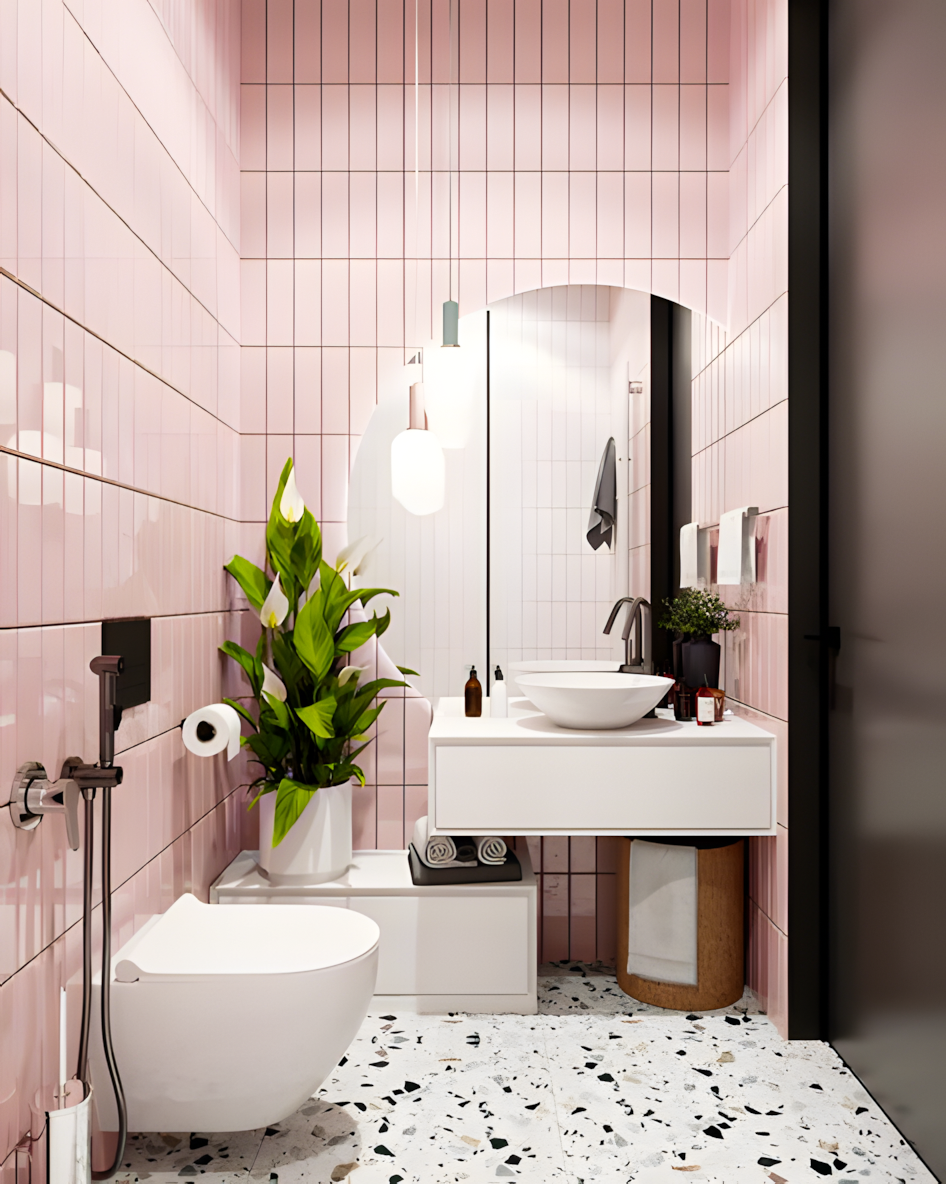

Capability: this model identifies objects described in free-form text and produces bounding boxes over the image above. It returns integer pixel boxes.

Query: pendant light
[422,0,474,450]
[391,382,445,516]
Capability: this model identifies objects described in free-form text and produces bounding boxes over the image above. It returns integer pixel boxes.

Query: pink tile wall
[242,1,788,1000]
[688,0,789,1033]
[241,0,735,970]
[0,0,246,1166]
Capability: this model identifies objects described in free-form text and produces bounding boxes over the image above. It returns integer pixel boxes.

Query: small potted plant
[659,588,740,691]
[220,459,412,883]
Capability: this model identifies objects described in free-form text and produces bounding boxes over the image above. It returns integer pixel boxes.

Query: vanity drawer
[432,743,774,835]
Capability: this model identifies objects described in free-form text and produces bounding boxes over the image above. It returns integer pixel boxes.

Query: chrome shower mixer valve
[8,655,124,849]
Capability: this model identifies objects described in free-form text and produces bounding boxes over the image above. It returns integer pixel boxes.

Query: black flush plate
[102,618,151,708]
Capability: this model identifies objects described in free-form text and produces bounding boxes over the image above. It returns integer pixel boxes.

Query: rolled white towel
[411,816,475,869]
[475,835,508,866]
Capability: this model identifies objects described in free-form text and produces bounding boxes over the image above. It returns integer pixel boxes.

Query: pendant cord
[448,0,455,305]
[413,0,420,357]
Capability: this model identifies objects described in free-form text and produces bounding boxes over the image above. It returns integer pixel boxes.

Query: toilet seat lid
[114,894,380,982]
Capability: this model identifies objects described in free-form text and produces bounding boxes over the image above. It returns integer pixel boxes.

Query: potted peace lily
[220,458,411,884]
[659,588,740,690]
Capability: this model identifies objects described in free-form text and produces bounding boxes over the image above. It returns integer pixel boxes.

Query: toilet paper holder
[180,703,242,761]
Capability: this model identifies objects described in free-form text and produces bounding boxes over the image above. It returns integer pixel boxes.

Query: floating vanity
[429,699,777,837]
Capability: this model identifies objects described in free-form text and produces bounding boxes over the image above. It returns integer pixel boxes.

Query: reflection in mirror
[348,287,652,706]
[488,286,651,685]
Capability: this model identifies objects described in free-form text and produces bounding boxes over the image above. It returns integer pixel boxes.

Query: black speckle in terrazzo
[115,968,936,1184]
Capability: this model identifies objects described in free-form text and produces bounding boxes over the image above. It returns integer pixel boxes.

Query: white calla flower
[353,536,382,576]
[335,534,367,571]
[259,572,289,629]
[337,665,366,687]
[279,466,306,523]
[261,663,287,702]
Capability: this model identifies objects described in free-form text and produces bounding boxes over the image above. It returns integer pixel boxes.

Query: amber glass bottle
[464,667,482,717]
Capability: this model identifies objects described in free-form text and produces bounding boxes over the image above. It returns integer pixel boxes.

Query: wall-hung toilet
[89,893,379,1132]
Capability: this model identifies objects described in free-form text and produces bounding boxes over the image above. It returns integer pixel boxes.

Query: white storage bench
[210,848,537,1015]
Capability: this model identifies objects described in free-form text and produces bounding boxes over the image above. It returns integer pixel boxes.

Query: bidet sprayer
[90,654,123,768]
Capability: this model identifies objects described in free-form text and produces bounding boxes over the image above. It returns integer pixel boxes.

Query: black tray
[408,845,522,885]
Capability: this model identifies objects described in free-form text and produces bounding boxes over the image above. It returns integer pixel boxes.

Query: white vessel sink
[508,659,619,696]
[516,671,674,730]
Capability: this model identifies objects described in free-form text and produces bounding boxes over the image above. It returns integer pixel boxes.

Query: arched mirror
[348,285,652,703]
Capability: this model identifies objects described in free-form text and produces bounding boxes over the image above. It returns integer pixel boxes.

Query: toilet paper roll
[182,703,242,761]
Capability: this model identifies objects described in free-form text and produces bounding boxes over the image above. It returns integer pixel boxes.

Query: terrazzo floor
[119,968,936,1184]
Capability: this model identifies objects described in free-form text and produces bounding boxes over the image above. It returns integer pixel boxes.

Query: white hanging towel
[679,522,700,588]
[626,840,698,985]
[717,505,758,585]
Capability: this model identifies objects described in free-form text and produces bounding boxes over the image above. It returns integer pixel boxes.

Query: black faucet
[603,597,654,674]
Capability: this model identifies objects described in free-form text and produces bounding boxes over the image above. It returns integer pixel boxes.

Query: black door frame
[787,0,831,1039]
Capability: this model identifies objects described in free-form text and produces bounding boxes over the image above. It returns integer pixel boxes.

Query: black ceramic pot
[672,634,685,681]
[682,636,721,689]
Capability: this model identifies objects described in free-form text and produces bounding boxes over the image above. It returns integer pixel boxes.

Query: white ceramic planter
[257,780,353,885]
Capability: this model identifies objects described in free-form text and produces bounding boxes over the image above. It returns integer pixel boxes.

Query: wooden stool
[616,837,744,1011]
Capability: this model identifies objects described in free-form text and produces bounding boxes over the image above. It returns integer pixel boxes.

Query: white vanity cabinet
[428,699,777,836]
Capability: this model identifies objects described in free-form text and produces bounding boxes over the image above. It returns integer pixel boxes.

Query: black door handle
[804,627,840,652]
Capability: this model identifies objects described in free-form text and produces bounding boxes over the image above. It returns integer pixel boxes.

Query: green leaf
[373,606,391,638]
[272,778,317,846]
[220,641,262,696]
[271,632,308,695]
[353,704,383,734]
[297,696,337,739]
[289,509,322,590]
[397,665,420,676]
[244,730,290,769]
[224,556,271,611]
[222,697,257,730]
[334,617,380,654]
[293,591,335,679]
[263,692,291,729]
[266,459,297,579]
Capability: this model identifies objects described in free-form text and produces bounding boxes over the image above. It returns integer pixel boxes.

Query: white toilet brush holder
[257,780,353,884]
[35,1081,92,1184]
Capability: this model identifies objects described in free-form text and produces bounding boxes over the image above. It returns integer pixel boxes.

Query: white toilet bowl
[89,893,379,1132]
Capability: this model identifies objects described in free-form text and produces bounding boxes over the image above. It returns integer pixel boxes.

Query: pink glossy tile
[541,874,569,962]
[403,785,428,849]
[376,784,404,850]
[240,85,266,170]
[266,347,294,435]
[352,780,378,851]
[266,84,294,171]
[375,698,405,786]
[595,873,618,964]
[404,697,432,784]
[265,172,293,259]
[513,85,541,171]
[569,874,597,961]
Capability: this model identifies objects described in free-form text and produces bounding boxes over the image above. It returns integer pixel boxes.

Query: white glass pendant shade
[423,344,474,449]
[391,428,445,515]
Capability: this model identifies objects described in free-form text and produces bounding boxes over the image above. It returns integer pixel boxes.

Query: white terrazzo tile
[117,971,936,1184]
[120,1129,266,1181]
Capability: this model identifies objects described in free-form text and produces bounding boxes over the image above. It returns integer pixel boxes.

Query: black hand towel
[453,837,478,863]
[587,436,617,550]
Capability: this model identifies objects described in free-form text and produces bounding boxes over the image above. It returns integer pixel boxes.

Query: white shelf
[211,849,538,1015]
[429,701,777,836]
